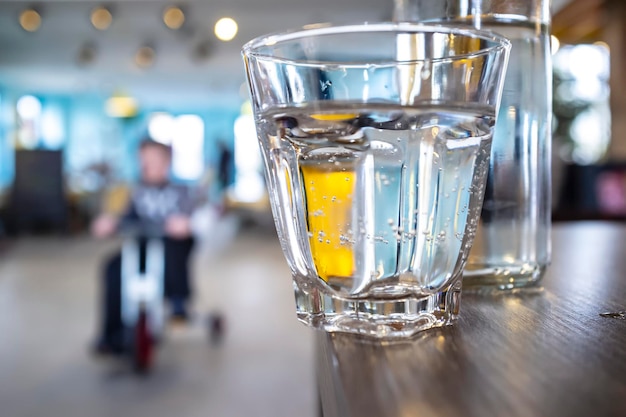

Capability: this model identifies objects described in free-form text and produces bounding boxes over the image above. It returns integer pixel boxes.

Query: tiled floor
[0,217,316,417]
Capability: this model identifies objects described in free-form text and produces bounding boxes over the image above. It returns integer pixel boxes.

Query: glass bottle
[394,0,552,289]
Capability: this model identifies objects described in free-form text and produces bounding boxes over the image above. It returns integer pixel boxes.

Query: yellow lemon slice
[310,113,358,122]
[301,164,355,282]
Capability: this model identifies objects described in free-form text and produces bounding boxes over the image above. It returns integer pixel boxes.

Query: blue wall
[0,88,13,189]
[0,87,240,191]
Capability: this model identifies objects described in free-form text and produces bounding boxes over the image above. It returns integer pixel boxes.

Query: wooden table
[317,222,626,417]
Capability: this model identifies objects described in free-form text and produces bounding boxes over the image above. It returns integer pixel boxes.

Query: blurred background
[0,0,623,415]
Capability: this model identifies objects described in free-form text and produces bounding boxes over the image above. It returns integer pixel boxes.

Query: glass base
[294,278,462,339]
[462,262,547,291]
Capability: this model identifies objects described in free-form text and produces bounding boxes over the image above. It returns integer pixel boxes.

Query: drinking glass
[242,23,510,338]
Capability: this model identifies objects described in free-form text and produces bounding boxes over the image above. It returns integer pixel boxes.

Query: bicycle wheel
[133,307,153,372]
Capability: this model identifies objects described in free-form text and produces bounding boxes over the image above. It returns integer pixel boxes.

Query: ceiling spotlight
[214,17,238,42]
[77,42,97,66]
[91,6,112,31]
[163,6,185,30]
[19,9,41,32]
[193,40,212,62]
[135,46,156,68]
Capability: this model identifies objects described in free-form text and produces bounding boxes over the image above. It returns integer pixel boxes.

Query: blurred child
[92,140,199,355]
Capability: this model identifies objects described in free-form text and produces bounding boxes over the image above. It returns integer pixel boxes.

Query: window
[232,111,265,202]
[148,113,205,180]
[16,95,41,149]
[553,43,611,165]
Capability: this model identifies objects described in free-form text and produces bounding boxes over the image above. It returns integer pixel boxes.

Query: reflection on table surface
[317,222,626,417]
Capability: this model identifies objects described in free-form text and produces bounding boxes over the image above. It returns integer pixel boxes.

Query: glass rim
[241,22,511,67]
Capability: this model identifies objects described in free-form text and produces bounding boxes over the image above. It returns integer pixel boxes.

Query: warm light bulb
[214,17,238,41]
[20,9,41,32]
[135,46,156,68]
[91,7,112,30]
[163,6,185,30]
